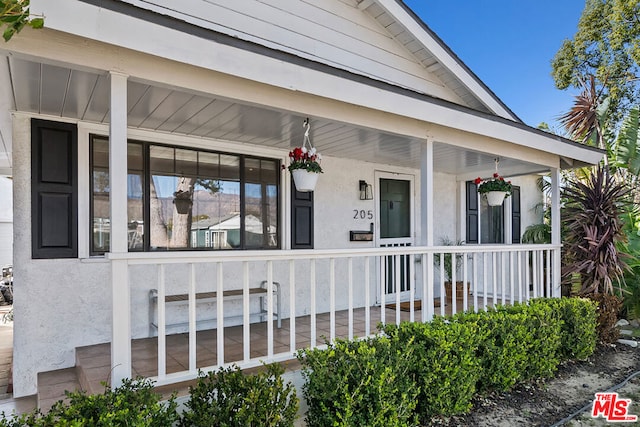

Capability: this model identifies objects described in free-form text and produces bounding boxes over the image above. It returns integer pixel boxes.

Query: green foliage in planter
[383,319,482,420]
[0,378,178,426]
[298,336,419,427]
[179,363,298,427]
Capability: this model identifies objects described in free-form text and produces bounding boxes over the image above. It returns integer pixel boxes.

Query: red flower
[474,177,482,185]
[292,147,303,160]
[493,172,499,178]
[499,177,504,181]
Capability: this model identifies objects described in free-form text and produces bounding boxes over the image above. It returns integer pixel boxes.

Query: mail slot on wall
[350,230,373,241]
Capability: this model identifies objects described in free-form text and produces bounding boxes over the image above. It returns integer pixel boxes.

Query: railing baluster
[189,263,196,373]
[439,252,445,317]
[517,251,523,303]
[532,251,538,299]
[546,249,551,298]
[483,252,488,310]
[348,257,353,340]
[380,255,386,325]
[525,251,531,302]
[310,259,316,348]
[409,254,415,322]
[492,252,498,306]
[395,254,401,325]
[463,252,468,312]
[289,259,296,353]
[242,261,250,362]
[330,258,336,341]
[158,264,166,379]
[216,262,224,366]
[451,250,457,314]
[509,252,515,305]
[501,252,506,305]
[365,256,371,336]
[473,252,478,313]
[267,261,274,358]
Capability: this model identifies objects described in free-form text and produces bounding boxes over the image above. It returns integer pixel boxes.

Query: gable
[113,0,505,115]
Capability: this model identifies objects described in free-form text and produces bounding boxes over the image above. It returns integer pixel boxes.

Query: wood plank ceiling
[5,56,542,176]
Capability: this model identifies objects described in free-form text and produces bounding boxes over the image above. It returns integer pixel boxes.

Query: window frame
[89,135,281,254]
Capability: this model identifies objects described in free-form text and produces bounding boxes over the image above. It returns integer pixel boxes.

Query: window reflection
[90,136,279,253]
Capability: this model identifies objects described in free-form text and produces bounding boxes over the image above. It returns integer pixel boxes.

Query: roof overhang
[0,6,604,176]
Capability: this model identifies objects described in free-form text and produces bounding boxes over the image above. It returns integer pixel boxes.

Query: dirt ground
[427,342,640,426]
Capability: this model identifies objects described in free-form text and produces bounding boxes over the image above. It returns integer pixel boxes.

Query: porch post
[550,167,561,298]
[109,71,131,387]
[421,138,434,321]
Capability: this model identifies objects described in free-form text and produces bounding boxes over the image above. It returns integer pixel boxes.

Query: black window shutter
[511,185,521,244]
[291,180,313,249]
[466,181,479,244]
[31,119,78,258]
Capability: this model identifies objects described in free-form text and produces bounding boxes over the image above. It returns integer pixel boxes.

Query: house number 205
[353,209,373,220]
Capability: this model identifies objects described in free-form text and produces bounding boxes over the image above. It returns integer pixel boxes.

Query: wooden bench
[149,281,281,336]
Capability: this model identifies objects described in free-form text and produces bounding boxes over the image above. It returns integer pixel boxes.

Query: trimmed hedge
[297,335,419,427]
[1,364,298,427]
[298,297,597,425]
[180,363,298,427]
[0,378,179,427]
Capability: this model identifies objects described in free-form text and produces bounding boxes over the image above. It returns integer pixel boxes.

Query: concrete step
[37,368,81,413]
[75,343,111,395]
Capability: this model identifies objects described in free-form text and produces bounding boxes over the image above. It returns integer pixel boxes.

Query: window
[466,181,521,244]
[90,136,280,254]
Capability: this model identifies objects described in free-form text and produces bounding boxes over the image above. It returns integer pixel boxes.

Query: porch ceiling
[3,56,546,177]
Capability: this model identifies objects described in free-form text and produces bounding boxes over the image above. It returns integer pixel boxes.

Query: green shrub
[501,301,562,379]
[298,336,419,427]
[535,297,597,360]
[459,309,529,392]
[179,363,298,427]
[1,378,179,427]
[384,319,482,420]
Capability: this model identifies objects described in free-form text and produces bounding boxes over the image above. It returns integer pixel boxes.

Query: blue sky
[403,0,586,130]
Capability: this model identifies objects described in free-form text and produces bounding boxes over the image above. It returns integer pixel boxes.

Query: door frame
[375,171,415,304]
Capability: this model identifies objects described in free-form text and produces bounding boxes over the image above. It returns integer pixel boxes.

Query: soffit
[5,56,547,177]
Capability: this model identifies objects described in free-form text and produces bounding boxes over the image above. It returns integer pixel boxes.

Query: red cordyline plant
[562,166,629,295]
[474,173,512,196]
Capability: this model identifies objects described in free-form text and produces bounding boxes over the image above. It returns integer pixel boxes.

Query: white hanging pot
[292,169,319,192]
[486,191,507,206]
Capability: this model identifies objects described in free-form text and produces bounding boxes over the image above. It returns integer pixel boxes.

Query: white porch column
[421,139,434,321]
[550,167,561,298]
[109,71,131,387]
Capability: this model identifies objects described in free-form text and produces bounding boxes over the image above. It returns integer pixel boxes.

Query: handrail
[107,243,561,264]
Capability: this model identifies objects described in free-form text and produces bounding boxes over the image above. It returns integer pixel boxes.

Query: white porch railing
[108,244,560,387]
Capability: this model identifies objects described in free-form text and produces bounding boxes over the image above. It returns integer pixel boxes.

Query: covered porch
[1,18,602,397]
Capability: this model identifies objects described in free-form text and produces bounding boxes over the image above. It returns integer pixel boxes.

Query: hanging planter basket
[486,191,507,206]
[287,119,323,192]
[292,169,319,192]
[173,189,193,214]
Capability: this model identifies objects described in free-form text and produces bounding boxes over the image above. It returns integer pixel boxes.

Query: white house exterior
[0,0,603,398]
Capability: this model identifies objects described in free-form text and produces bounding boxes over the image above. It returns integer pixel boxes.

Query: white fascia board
[373,0,519,121]
[24,0,601,167]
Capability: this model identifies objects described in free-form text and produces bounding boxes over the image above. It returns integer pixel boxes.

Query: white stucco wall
[12,115,112,397]
[11,114,548,397]
[0,176,13,268]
